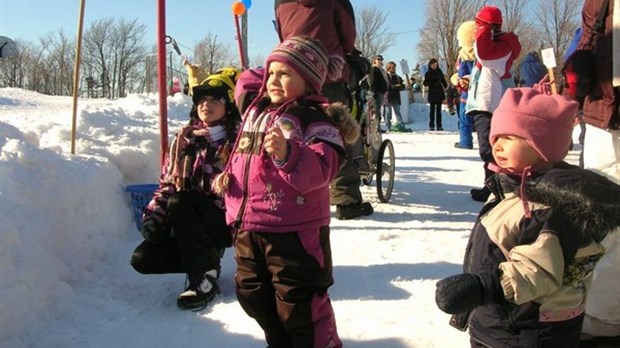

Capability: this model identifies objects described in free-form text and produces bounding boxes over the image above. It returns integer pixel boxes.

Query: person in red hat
[465,5,522,202]
[435,87,620,347]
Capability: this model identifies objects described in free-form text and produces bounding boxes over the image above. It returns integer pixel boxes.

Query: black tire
[376,139,395,203]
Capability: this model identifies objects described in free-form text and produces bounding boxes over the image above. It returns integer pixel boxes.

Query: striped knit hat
[265,36,345,94]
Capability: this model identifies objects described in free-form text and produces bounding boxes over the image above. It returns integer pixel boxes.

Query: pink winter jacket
[225,98,344,232]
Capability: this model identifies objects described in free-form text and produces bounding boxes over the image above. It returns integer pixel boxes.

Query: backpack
[346,49,371,92]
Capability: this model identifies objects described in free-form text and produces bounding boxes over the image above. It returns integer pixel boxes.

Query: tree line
[0,0,582,98]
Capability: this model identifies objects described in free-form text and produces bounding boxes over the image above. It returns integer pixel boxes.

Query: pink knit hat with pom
[265,35,345,94]
[490,88,579,163]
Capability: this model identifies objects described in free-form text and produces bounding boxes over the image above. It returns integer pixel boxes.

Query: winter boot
[177,269,220,310]
[390,123,412,133]
[336,202,374,220]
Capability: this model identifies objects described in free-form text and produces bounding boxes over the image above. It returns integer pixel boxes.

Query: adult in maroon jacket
[275,0,374,220]
[275,0,356,103]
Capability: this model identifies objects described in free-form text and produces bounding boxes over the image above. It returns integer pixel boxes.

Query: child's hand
[264,127,288,162]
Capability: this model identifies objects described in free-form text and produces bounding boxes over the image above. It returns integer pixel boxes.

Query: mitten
[435,272,502,314]
[141,218,168,244]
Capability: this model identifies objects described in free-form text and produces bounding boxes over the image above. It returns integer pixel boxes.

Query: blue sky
[1,0,426,69]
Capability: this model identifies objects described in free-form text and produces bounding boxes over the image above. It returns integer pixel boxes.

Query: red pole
[156,0,168,168]
[233,14,247,69]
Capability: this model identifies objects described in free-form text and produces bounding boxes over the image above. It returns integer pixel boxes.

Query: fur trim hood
[495,163,620,243]
[325,102,361,145]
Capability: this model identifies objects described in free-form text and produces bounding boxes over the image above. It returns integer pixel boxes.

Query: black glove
[140,218,168,244]
[435,272,502,314]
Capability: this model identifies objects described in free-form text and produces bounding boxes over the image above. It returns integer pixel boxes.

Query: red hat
[476,6,503,26]
[490,88,579,163]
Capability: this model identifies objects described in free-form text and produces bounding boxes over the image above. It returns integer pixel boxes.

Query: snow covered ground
[0,88,581,347]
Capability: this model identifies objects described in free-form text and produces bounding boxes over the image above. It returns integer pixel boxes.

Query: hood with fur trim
[493,163,620,243]
[325,102,360,145]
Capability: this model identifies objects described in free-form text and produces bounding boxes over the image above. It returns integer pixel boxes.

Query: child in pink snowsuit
[215,36,359,348]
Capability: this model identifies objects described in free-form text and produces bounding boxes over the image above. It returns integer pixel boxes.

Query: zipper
[233,111,271,229]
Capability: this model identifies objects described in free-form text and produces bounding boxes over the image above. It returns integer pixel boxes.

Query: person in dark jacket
[384,61,410,132]
[569,1,620,345]
[368,54,389,132]
[517,51,547,87]
[423,58,447,130]
[275,0,356,104]
[130,71,241,310]
[275,0,373,220]
[435,87,620,348]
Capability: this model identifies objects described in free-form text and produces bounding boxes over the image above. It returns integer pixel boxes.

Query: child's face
[196,96,226,124]
[492,135,543,173]
[267,61,307,104]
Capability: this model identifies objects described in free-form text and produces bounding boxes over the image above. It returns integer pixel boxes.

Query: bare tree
[0,39,34,88]
[497,0,531,33]
[83,18,115,98]
[417,0,483,77]
[81,18,148,98]
[249,53,265,69]
[534,0,582,70]
[36,30,75,95]
[192,33,235,74]
[354,6,395,59]
[108,18,148,97]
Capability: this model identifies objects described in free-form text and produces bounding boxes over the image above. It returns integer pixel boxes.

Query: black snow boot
[177,270,220,310]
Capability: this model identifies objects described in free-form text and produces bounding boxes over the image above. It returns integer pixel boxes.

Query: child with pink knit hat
[435,87,620,347]
[215,35,359,348]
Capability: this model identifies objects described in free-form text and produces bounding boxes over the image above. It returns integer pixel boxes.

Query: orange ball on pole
[232,1,246,15]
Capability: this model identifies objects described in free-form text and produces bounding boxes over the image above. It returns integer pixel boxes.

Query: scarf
[168,124,227,191]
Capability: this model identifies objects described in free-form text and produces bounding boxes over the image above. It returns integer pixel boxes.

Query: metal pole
[168,51,173,95]
[70,0,86,155]
[242,11,248,67]
[157,0,168,167]
[233,14,247,69]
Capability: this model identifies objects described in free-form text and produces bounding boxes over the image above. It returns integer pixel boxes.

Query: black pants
[235,228,340,348]
[330,137,364,206]
[130,191,231,276]
[472,111,495,180]
[323,81,365,206]
[429,102,443,129]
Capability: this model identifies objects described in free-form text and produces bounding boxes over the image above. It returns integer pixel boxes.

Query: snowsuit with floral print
[225,97,345,348]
